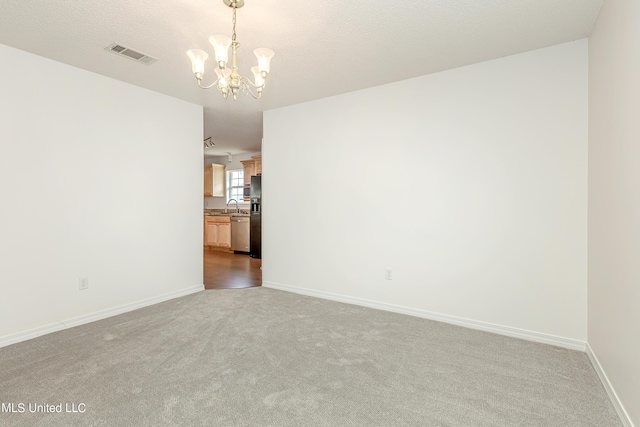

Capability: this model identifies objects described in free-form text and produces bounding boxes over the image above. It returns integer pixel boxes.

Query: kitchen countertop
[204,210,249,217]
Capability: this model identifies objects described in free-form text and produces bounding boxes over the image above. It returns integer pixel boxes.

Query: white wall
[588,1,640,424]
[204,151,260,209]
[0,44,204,341]
[263,40,588,343]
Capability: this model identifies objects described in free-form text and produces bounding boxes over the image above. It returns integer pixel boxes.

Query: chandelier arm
[196,76,222,90]
[234,79,257,99]
[238,75,265,90]
[248,89,262,100]
[241,83,262,100]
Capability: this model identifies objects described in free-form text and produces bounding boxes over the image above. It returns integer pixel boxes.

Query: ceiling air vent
[104,43,158,65]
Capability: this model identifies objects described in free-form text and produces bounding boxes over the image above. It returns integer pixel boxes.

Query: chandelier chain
[232,6,237,42]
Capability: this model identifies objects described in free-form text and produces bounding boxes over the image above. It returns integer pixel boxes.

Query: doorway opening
[204,154,262,289]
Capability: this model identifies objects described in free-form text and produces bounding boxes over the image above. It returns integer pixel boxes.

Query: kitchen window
[226,169,244,203]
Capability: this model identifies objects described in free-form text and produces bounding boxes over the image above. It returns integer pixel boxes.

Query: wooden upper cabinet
[253,156,262,175]
[241,160,255,186]
[204,165,212,195]
[240,156,261,200]
[241,156,262,185]
[204,164,226,197]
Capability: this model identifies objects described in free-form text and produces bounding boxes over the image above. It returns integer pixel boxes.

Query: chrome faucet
[227,199,239,213]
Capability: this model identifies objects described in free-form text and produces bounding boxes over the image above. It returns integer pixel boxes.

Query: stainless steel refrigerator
[250,175,261,258]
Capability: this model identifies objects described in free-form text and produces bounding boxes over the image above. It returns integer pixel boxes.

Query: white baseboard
[262,281,586,351]
[586,343,635,427]
[0,322,69,349]
[0,285,204,349]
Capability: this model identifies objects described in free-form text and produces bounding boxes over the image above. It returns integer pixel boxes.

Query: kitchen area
[203,154,262,289]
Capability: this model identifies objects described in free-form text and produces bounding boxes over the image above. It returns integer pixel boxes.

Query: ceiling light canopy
[187,0,274,100]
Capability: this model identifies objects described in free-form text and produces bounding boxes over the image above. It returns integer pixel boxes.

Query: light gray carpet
[0,288,621,426]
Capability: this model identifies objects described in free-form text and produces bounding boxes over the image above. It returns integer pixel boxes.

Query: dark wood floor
[203,249,262,289]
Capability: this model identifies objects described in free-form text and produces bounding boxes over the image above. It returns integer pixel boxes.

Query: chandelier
[187,0,274,100]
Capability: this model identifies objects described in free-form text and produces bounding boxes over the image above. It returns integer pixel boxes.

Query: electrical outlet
[79,277,89,290]
[385,268,392,280]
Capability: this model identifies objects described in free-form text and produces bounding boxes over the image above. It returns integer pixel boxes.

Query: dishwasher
[231,216,250,253]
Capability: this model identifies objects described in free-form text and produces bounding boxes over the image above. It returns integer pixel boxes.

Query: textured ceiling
[0,0,604,156]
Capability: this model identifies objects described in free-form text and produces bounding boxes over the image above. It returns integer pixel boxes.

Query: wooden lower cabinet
[204,216,231,248]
